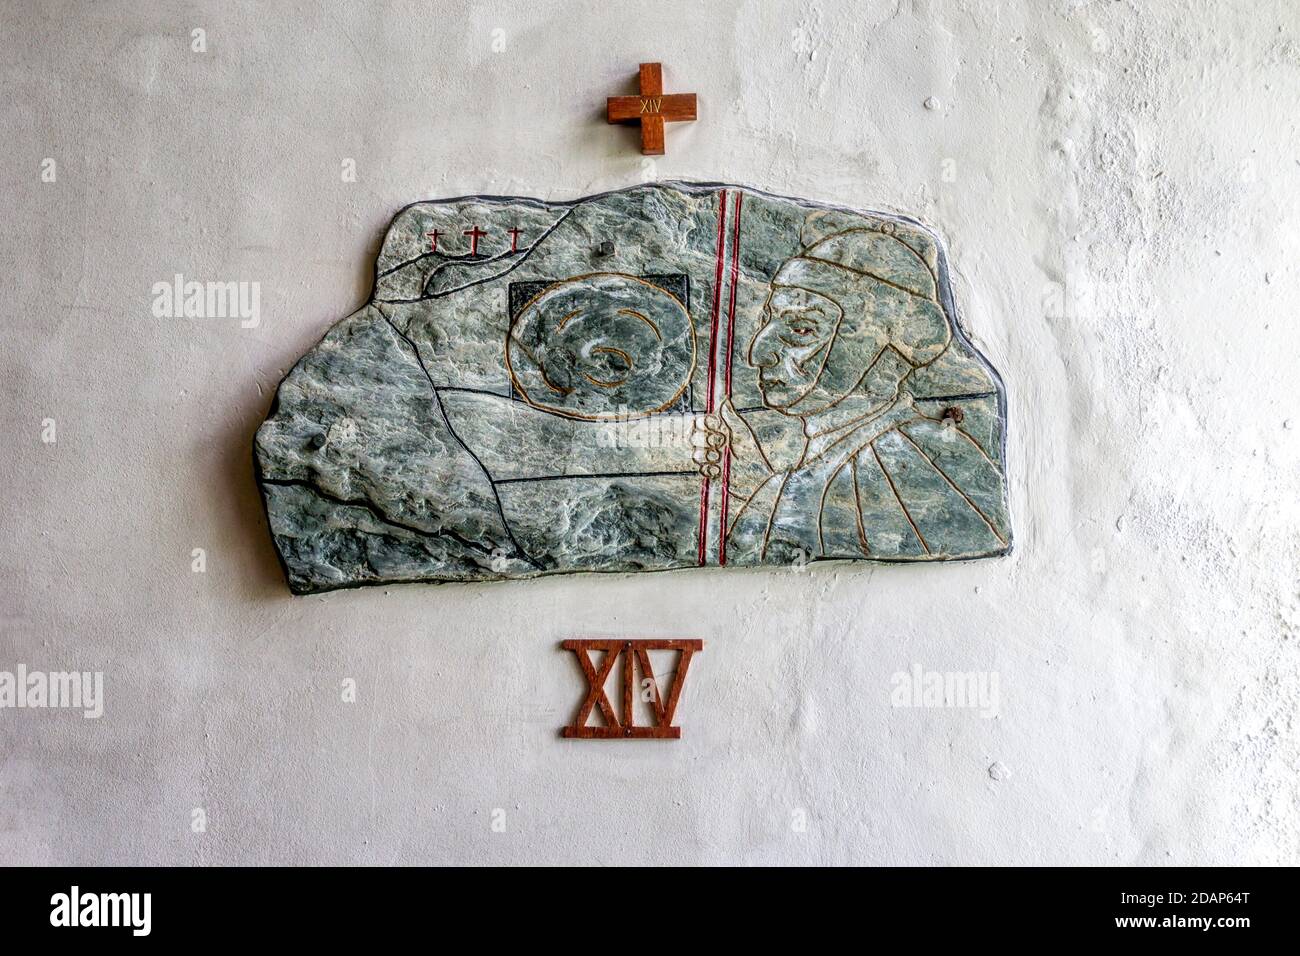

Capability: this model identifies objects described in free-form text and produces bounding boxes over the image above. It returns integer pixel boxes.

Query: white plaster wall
[3,0,1297,866]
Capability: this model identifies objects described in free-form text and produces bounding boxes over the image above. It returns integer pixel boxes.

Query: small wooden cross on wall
[606,62,697,156]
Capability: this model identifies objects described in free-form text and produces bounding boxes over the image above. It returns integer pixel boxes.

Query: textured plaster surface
[2,0,1297,865]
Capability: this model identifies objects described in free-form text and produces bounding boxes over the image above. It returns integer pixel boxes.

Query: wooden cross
[462,225,486,256]
[606,62,697,156]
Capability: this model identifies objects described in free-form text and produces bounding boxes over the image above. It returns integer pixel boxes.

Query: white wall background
[3,0,1297,865]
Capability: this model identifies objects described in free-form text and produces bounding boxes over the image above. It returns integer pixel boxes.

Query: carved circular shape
[506,273,695,420]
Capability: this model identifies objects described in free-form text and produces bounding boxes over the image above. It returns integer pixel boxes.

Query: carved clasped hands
[690,399,771,502]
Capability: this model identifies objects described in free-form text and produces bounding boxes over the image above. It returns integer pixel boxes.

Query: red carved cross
[561,639,703,739]
[426,229,442,252]
[508,227,522,252]
[463,225,487,256]
[606,62,697,156]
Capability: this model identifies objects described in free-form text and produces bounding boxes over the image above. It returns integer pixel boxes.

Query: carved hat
[770,227,951,414]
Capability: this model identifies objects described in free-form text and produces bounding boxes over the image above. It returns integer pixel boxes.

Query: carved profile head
[748,228,951,416]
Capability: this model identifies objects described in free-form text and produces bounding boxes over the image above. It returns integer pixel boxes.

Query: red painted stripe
[717,192,744,566]
[723,192,744,395]
[704,190,729,413]
[697,189,728,566]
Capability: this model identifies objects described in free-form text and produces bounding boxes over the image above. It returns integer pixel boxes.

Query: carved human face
[747,287,842,411]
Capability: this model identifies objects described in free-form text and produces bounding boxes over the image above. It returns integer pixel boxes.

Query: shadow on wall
[224,412,294,604]
[217,222,394,604]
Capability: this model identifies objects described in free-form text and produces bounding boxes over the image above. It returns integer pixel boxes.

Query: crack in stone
[260,476,501,560]
[376,314,545,570]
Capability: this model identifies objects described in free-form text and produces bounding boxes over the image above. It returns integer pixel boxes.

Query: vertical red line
[697,189,728,566]
[717,192,744,566]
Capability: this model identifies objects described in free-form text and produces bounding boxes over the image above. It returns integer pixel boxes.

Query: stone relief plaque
[255,183,1010,593]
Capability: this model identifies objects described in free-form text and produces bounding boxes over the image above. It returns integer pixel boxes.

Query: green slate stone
[255,183,1011,593]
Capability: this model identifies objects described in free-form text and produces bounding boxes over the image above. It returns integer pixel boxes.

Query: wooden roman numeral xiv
[561,639,703,739]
